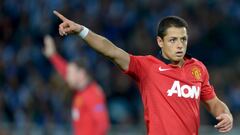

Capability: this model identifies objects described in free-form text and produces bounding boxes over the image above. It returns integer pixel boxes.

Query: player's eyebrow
[168,36,177,39]
[181,36,187,39]
[168,36,187,39]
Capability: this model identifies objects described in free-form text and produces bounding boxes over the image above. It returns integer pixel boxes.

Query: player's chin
[172,57,183,62]
[68,83,78,89]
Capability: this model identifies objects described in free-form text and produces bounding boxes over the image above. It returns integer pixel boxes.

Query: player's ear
[157,36,164,48]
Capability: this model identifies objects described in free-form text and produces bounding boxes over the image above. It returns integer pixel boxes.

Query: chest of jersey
[144,63,203,100]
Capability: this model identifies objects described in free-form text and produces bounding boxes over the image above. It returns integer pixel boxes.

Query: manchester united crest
[74,97,83,107]
[191,67,201,80]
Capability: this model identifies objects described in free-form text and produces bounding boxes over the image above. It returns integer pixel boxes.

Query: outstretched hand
[53,10,83,36]
[214,113,233,133]
[43,35,56,57]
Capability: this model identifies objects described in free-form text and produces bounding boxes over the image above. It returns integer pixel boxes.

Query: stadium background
[0,0,239,134]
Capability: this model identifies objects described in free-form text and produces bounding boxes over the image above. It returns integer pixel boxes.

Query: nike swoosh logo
[159,67,171,72]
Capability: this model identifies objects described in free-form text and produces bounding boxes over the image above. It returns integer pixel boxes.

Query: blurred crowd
[0,0,240,133]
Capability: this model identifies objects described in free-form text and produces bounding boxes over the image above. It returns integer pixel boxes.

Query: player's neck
[161,53,184,67]
[171,59,184,67]
[76,77,92,90]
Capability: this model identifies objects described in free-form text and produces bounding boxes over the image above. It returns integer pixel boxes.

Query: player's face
[157,27,188,63]
[67,63,88,90]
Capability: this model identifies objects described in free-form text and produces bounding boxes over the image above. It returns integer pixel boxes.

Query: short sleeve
[123,55,145,82]
[200,65,216,101]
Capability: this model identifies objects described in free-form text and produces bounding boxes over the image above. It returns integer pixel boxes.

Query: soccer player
[43,35,110,135]
[52,10,233,135]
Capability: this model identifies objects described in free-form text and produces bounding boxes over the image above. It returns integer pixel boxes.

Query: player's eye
[169,38,176,43]
[181,37,187,42]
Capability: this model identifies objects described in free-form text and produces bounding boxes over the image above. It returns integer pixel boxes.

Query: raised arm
[53,10,130,71]
[43,35,68,79]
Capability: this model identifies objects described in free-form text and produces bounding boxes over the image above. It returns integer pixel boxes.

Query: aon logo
[167,81,200,99]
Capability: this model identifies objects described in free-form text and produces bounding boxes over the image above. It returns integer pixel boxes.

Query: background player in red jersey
[43,35,110,135]
[52,10,233,135]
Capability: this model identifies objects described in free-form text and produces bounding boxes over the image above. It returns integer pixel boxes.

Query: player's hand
[214,113,233,133]
[53,10,83,36]
[43,35,56,57]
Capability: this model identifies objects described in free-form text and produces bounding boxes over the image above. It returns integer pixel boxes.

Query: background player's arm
[53,11,130,71]
[203,97,233,133]
[43,35,68,78]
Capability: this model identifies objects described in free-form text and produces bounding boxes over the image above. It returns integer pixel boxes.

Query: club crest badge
[191,67,201,80]
[75,97,83,107]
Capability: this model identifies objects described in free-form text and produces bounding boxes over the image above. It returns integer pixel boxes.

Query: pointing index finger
[53,10,68,21]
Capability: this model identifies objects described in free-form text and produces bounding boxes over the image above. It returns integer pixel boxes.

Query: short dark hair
[72,58,88,69]
[71,58,90,74]
[71,58,93,81]
[157,16,188,38]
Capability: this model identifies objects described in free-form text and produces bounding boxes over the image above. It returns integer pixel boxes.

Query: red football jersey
[124,55,216,135]
[50,54,110,135]
[71,82,110,135]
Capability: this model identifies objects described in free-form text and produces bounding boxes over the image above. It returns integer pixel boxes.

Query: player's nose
[176,40,184,49]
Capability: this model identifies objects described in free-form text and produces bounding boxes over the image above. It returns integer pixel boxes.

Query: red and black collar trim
[157,51,192,64]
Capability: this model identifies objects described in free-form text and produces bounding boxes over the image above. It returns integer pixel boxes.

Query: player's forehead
[165,27,188,38]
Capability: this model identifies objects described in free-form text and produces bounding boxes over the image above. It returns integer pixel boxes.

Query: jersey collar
[157,51,192,65]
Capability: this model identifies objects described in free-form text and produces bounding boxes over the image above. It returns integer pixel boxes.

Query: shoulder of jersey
[146,55,161,62]
[131,55,157,62]
[191,58,206,67]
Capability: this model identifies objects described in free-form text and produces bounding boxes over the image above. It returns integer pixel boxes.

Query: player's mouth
[175,51,184,57]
